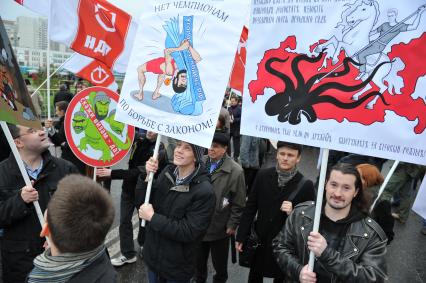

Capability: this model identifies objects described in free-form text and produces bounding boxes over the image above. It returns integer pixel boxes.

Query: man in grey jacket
[273,163,387,283]
[194,131,246,283]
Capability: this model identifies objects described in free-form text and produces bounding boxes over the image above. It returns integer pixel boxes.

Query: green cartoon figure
[105,109,125,136]
[72,91,132,162]
[91,91,111,120]
[72,111,88,134]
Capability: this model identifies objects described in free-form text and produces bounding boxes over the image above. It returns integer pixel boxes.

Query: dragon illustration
[72,91,131,162]
[264,51,391,124]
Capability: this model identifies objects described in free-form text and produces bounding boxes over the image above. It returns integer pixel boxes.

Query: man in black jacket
[0,124,78,283]
[273,163,387,283]
[45,101,86,174]
[236,141,315,283]
[137,140,216,283]
[27,175,116,283]
[97,131,167,266]
[53,84,73,105]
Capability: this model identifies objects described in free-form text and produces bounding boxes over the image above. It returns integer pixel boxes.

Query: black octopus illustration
[264,51,392,124]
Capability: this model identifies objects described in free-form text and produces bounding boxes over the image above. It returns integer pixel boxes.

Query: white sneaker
[111,255,137,267]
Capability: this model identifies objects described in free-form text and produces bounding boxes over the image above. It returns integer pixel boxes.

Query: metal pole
[47,34,51,119]
[369,160,400,213]
[308,148,330,271]
[93,167,97,181]
[141,134,162,227]
[30,53,75,98]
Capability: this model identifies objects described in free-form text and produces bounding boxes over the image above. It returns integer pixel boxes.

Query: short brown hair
[277,141,303,155]
[55,101,69,112]
[47,175,114,253]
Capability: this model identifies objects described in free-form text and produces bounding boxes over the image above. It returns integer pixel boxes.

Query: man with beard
[0,124,78,283]
[273,163,387,283]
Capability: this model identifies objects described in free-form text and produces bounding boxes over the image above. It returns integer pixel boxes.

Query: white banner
[412,174,426,220]
[115,0,248,148]
[241,0,426,165]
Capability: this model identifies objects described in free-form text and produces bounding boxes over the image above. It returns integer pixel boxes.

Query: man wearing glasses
[0,124,78,283]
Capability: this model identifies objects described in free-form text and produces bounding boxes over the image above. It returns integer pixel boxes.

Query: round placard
[65,86,135,167]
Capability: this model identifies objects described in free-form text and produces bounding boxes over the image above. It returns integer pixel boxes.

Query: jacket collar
[164,164,210,193]
[8,150,54,177]
[203,154,232,174]
[300,202,372,259]
[303,204,369,238]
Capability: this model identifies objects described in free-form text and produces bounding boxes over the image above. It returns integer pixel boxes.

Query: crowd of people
[0,93,425,283]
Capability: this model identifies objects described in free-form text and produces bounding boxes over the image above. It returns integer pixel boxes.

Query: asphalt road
[104,146,426,283]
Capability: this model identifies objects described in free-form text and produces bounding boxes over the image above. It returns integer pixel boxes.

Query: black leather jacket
[272,201,388,283]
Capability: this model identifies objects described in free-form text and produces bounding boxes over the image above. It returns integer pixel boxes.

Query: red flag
[62,54,117,90]
[49,0,136,72]
[229,26,248,94]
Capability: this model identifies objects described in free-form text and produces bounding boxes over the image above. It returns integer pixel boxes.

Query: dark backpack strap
[287,176,308,202]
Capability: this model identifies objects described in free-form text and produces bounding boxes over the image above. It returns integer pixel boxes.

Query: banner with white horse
[241,0,426,165]
[115,0,248,148]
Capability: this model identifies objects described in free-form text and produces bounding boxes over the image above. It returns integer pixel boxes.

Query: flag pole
[308,148,329,271]
[46,30,51,119]
[141,134,162,227]
[93,167,97,181]
[369,160,400,213]
[31,53,75,98]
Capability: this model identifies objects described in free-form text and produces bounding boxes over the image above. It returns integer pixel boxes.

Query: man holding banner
[137,140,215,283]
[0,124,78,283]
[273,163,387,283]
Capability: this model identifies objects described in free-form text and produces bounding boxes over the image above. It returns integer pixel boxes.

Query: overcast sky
[0,0,144,21]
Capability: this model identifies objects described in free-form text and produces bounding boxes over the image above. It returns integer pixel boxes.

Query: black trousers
[248,269,283,283]
[243,168,259,195]
[194,237,230,283]
[119,191,145,258]
[230,134,241,159]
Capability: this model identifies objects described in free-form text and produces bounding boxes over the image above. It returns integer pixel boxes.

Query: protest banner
[241,0,426,166]
[115,0,249,148]
[0,17,40,128]
[241,0,426,270]
[49,0,137,73]
[64,86,135,168]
